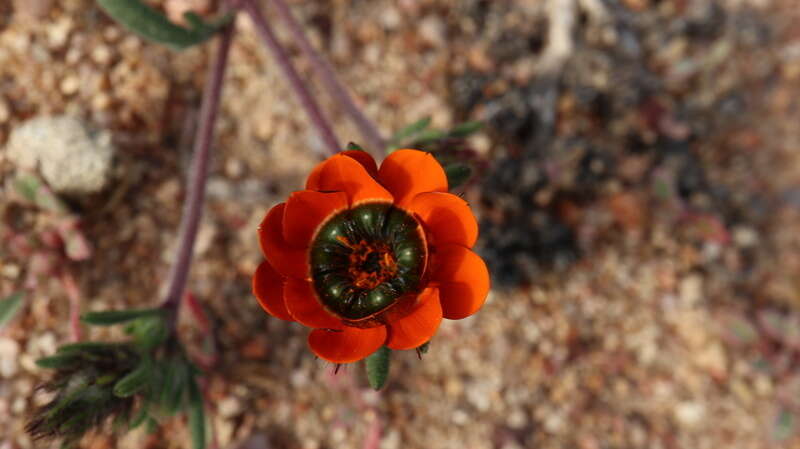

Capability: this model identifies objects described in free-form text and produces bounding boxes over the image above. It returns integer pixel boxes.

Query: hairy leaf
[126,315,168,350]
[113,359,153,397]
[36,354,78,370]
[365,346,391,390]
[160,357,189,415]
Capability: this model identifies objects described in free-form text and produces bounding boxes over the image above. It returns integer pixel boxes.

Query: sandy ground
[2,0,800,448]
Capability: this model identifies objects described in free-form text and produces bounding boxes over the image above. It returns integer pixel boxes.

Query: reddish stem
[60,270,82,342]
[184,291,211,333]
[241,0,341,155]
[268,0,386,155]
[161,22,236,329]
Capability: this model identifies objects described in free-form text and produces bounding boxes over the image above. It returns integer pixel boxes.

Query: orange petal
[308,325,387,363]
[252,260,293,321]
[283,190,349,247]
[385,288,442,350]
[430,245,490,320]
[258,203,309,279]
[284,278,343,329]
[377,149,447,206]
[408,192,478,248]
[340,150,378,177]
[305,154,392,205]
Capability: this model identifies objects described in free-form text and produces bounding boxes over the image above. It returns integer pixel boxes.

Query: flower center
[310,202,427,321]
[347,241,397,290]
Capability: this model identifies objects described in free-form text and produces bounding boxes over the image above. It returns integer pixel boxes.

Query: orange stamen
[347,240,397,289]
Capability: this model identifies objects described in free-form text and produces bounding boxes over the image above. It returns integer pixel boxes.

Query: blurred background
[2,0,800,448]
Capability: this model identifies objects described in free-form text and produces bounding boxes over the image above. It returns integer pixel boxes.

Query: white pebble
[0,338,20,378]
[5,115,115,195]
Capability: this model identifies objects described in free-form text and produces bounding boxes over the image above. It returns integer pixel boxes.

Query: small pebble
[0,338,20,378]
[5,115,115,194]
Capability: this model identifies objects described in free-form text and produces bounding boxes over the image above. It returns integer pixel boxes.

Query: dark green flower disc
[310,202,427,320]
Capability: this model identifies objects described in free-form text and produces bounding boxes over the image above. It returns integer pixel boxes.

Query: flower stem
[268,0,386,155]
[160,21,236,329]
[241,0,341,155]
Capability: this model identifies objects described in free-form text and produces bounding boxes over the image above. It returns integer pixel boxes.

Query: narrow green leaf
[410,129,448,145]
[183,12,215,34]
[390,117,431,144]
[35,354,77,369]
[187,376,206,449]
[365,346,391,390]
[161,357,189,414]
[113,360,153,397]
[146,417,159,435]
[96,0,227,51]
[0,291,24,329]
[346,142,366,152]
[81,308,164,326]
[449,121,483,138]
[13,174,68,213]
[57,341,121,353]
[444,163,473,190]
[12,173,38,202]
[129,401,150,429]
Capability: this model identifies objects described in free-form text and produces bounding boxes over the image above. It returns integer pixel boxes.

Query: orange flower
[252,149,490,363]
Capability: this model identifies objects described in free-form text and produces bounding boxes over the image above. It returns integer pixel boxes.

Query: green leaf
[160,357,189,414]
[113,359,153,397]
[146,417,159,435]
[12,174,68,213]
[57,341,122,353]
[417,341,430,354]
[36,354,78,369]
[410,129,448,146]
[187,376,206,449]
[127,315,168,350]
[129,401,150,429]
[365,346,391,390]
[346,142,366,152]
[444,163,472,190]
[449,121,483,138]
[0,291,24,329]
[81,308,164,326]
[96,374,118,386]
[390,117,431,144]
[96,0,229,51]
